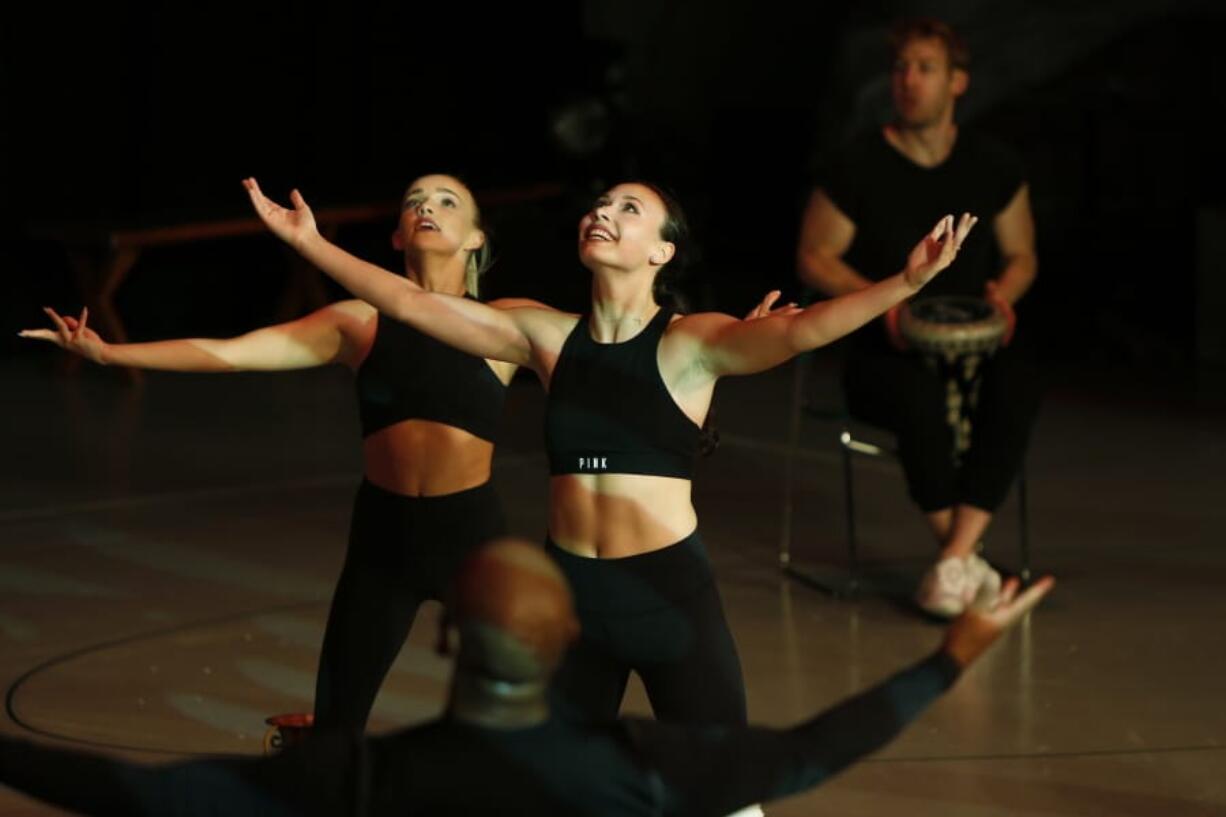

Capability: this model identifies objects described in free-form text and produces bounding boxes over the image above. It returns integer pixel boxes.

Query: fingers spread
[244,178,270,213]
[953,213,977,249]
[44,307,71,340]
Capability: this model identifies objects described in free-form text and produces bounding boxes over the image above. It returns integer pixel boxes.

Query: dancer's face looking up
[578,182,676,275]
[396,174,486,264]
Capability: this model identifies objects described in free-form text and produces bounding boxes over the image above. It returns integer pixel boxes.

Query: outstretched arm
[689,213,978,378]
[647,576,1054,816]
[243,178,552,369]
[19,301,371,372]
[0,729,362,816]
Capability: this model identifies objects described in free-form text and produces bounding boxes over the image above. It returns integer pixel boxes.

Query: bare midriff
[362,419,494,497]
[548,473,698,558]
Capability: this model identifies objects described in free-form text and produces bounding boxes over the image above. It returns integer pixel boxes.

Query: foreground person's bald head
[451,538,580,682]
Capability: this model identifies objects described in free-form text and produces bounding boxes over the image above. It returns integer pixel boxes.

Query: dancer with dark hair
[244,177,977,733]
[0,537,1054,816]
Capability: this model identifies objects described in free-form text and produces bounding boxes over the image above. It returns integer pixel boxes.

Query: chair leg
[1017,463,1031,584]
[842,439,861,594]
[779,358,808,570]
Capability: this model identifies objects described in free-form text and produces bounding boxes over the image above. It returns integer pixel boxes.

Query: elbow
[786,315,826,355]
[1016,252,1038,279]
[1014,254,1039,296]
[796,252,817,290]
[385,286,422,325]
[797,251,823,292]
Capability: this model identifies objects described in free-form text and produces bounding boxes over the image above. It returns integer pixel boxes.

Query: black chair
[779,355,1032,597]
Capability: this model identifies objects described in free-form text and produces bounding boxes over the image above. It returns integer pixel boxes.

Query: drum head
[900,295,1007,357]
[907,296,996,324]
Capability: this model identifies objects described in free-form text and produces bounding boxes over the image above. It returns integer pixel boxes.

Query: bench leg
[66,247,142,384]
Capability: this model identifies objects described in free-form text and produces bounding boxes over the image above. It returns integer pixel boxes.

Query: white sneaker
[915,556,975,617]
[965,553,1002,610]
[724,806,765,817]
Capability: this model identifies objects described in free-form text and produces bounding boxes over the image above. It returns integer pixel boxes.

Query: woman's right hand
[19,307,109,364]
[243,178,319,249]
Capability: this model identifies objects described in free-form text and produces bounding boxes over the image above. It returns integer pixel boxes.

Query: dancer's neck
[588,268,660,342]
[405,252,468,297]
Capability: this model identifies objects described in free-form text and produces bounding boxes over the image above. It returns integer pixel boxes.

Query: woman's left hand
[903,213,978,289]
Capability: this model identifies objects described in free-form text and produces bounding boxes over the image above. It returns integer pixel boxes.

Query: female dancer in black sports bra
[21,174,534,733]
[245,177,977,731]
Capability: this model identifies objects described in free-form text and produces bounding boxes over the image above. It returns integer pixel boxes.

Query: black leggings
[546,532,747,726]
[843,340,1042,513]
[314,479,506,731]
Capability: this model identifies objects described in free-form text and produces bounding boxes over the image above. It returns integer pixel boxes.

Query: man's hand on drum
[984,280,1016,346]
[883,304,909,351]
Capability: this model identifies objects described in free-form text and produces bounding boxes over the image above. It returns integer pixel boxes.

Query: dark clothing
[547,532,747,726]
[320,314,509,731]
[356,312,506,441]
[543,309,740,726]
[0,651,962,816]
[821,131,1025,328]
[545,309,701,479]
[315,479,507,731]
[819,131,1039,511]
[843,339,1041,511]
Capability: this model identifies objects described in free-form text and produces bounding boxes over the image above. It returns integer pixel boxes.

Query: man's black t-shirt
[818,130,1025,303]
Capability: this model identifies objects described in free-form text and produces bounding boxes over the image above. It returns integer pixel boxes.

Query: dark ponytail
[630,180,719,456]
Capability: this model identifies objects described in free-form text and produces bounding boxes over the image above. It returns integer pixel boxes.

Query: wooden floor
[1,355,1223,815]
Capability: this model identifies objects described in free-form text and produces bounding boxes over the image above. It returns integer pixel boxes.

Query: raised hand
[744,290,802,321]
[942,575,1055,669]
[19,307,108,364]
[242,178,319,249]
[903,213,978,289]
[984,279,1017,347]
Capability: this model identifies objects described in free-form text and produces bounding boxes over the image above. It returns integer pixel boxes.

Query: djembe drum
[898,296,1008,460]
